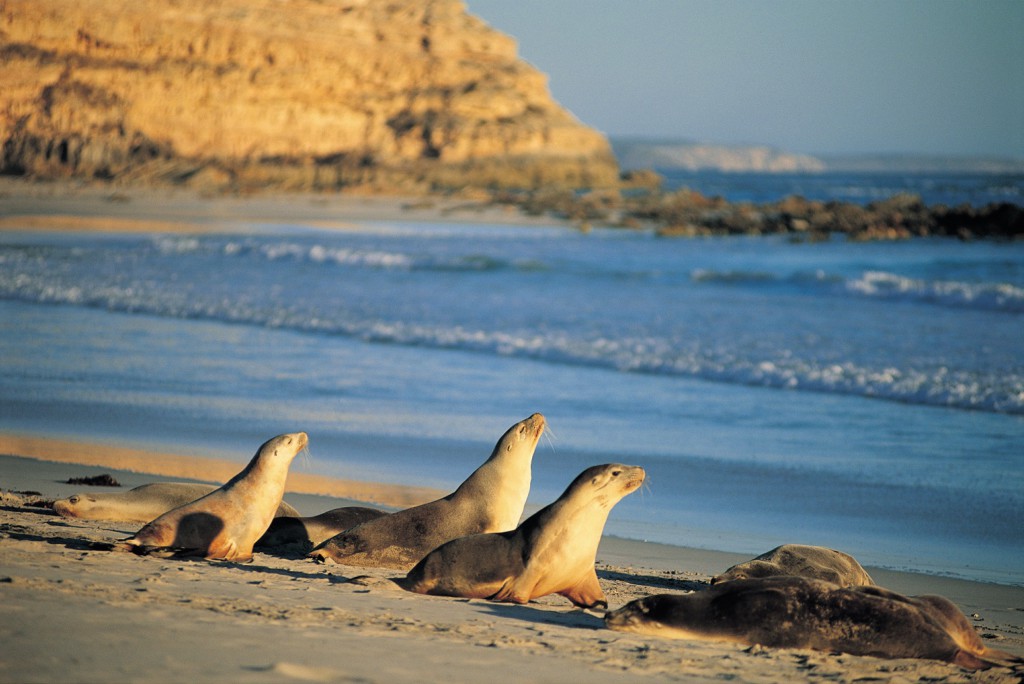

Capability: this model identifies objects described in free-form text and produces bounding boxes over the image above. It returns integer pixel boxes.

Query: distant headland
[613,139,1024,175]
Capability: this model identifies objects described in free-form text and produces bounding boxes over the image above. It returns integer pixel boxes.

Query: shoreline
[2,436,1023,683]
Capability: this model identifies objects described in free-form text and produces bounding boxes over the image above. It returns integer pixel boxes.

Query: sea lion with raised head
[605,577,1023,671]
[54,483,300,522]
[257,506,387,550]
[399,463,645,609]
[309,413,544,570]
[114,432,308,561]
[712,544,874,587]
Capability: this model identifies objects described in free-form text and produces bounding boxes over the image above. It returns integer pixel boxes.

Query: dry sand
[1,438,1022,684]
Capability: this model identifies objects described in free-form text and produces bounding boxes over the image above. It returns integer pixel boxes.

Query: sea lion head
[492,412,545,459]
[264,431,308,454]
[605,594,683,636]
[602,597,667,634]
[567,463,645,509]
[53,493,99,518]
[255,432,309,466]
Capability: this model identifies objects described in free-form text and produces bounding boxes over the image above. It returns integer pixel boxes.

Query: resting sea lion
[712,544,874,586]
[113,432,308,561]
[400,463,646,609]
[605,577,1023,671]
[256,506,387,550]
[54,483,299,522]
[309,413,544,570]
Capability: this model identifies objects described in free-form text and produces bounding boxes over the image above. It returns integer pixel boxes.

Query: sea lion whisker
[640,478,653,497]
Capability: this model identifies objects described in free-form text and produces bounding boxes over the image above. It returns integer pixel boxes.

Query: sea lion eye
[69,496,79,504]
[612,470,622,477]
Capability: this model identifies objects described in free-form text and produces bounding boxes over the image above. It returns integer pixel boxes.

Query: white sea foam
[847,270,1024,312]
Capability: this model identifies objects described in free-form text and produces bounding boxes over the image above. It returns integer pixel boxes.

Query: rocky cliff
[0,0,618,192]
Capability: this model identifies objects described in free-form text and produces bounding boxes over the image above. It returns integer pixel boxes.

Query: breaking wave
[691,268,1024,313]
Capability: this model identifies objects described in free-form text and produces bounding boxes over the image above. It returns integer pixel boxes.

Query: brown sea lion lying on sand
[606,576,1022,671]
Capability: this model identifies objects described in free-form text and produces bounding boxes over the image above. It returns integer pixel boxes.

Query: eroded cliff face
[0,0,618,192]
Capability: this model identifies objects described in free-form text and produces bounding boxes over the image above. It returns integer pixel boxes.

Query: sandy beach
[2,435,1022,684]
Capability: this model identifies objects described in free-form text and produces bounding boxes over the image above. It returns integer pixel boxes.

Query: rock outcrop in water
[0,0,618,192]
[494,187,1024,241]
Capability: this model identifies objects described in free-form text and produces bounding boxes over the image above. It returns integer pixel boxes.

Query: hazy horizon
[466,1,1024,160]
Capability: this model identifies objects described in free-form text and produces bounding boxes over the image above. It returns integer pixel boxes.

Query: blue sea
[1,172,1022,585]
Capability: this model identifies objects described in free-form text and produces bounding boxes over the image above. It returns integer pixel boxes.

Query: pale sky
[465,1,1024,158]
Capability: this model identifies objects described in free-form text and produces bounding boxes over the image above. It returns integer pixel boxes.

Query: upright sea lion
[400,463,646,609]
[605,577,1023,671]
[256,506,387,550]
[712,544,874,587]
[53,483,299,522]
[114,432,308,561]
[309,413,545,570]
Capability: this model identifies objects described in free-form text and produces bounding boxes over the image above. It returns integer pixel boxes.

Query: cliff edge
[0,0,618,193]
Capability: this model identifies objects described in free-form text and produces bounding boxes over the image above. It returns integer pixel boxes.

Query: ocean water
[1,186,1023,585]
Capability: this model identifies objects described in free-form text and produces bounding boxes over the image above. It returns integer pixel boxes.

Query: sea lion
[256,506,387,550]
[53,483,300,522]
[399,463,646,609]
[114,432,308,561]
[712,544,874,587]
[604,577,1023,671]
[309,413,545,570]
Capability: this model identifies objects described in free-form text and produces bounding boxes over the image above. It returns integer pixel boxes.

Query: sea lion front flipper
[558,569,607,609]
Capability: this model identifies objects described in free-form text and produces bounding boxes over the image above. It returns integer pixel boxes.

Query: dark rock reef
[492,186,1023,241]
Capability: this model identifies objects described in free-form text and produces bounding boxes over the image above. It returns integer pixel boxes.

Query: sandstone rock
[0,0,617,192]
